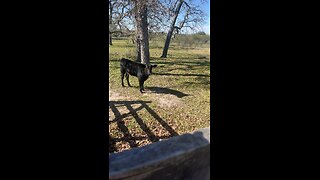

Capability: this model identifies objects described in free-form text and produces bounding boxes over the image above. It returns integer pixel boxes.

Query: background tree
[109,0,133,45]
[133,0,150,64]
[160,0,207,58]
[109,1,114,45]
[109,0,208,62]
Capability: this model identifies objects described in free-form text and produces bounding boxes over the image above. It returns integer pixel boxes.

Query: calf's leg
[139,79,144,93]
[120,67,125,87]
[121,74,125,87]
[125,73,132,87]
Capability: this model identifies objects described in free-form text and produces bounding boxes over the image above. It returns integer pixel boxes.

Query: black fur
[120,58,157,93]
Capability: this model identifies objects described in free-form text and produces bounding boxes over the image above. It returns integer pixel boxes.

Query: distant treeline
[113,31,210,47]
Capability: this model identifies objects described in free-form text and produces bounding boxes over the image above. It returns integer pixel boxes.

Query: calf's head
[144,64,157,76]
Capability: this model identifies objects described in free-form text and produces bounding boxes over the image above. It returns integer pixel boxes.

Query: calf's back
[120,58,149,77]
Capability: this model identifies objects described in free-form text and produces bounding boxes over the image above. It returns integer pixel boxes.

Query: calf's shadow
[147,87,189,98]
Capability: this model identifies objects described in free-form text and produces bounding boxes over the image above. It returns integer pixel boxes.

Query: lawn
[109,38,210,153]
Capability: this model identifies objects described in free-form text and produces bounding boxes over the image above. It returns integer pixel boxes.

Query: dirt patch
[109,90,124,101]
[109,88,187,153]
[109,88,185,109]
[152,94,183,109]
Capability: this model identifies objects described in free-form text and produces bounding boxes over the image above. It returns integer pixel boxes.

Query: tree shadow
[147,87,189,98]
[109,102,138,149]
[109,58,135,62]
[109,100,179,153]
[153,72,210,77]
[182,76,211,89]
[151,59,210,67]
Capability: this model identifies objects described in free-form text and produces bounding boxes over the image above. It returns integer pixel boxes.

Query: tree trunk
[109,2,113,46]
[136,35,141,62]
[109,31,112,46]
[134,0,150,64]
[161,0,184,58]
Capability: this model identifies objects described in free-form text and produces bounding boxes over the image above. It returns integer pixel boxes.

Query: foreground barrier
[109,127,210,180]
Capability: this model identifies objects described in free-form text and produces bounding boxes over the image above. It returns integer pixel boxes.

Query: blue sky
[203,0,210,34]
[118,0,211,34]
[183,0,210,34]
[197,0,210,34]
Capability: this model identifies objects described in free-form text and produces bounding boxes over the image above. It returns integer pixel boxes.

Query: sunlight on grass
[109,39,210,153]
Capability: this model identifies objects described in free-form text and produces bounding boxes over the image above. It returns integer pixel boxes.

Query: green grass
[109,39,210,153]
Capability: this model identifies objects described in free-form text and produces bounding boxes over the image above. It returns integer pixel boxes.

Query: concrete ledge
[109,127,210,180]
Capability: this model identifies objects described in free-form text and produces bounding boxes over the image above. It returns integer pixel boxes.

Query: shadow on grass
[151,59,210,66]
[109,100,178,153]
[109,58,136,62]
[109,58,161,63]
[109,57,210,66]
[153,72,210,77]
[183,76,211,88]
[147,87,189,98]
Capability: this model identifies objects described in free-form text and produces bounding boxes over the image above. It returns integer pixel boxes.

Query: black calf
[120,58,157,93]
